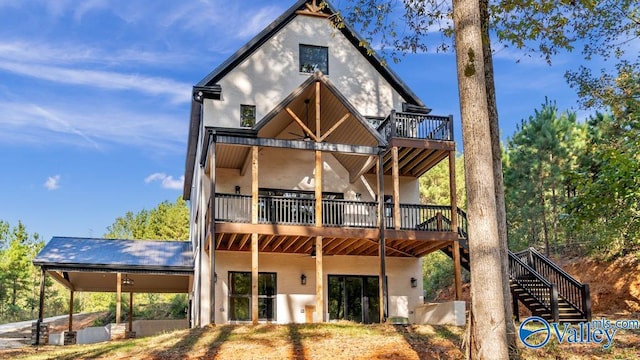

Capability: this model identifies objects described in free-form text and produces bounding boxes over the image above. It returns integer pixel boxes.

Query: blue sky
[0,0,596,242]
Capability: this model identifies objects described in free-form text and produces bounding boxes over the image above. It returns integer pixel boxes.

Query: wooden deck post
[377,154,388,322]
[392,146,401,230]
[128,292,133,333]
[315,150,324,322]
[68,291,74,332]
[251,146,259,325]
[35,268,46,346]
[449,151,462,300]
[116,273,122,324]
[209,134,217,325]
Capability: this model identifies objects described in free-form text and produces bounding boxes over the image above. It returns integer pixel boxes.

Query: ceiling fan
[289,99,312,141]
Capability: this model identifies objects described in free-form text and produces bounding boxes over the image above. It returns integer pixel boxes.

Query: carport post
[68,291,74,332]
[116,273,122,324]
[128,292,133,333]
[35,267,46,346]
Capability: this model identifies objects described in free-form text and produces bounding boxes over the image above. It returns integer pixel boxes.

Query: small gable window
[299,44,328,74]
[240,104,256,127]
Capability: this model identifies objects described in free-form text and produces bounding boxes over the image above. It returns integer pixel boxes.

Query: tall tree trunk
[452,0,509,358]
[479,0,518,354]
[539,162,550,256]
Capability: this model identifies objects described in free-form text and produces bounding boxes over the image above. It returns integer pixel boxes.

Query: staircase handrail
[508,252,560,322]
[522,247,591,320]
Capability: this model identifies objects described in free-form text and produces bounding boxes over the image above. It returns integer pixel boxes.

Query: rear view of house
[184,0,462,326]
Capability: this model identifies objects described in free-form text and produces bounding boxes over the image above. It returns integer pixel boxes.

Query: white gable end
[203,14,407,128]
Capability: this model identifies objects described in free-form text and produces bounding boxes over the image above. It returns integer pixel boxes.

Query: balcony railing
[215,193,454,231]
[377,111,453,141]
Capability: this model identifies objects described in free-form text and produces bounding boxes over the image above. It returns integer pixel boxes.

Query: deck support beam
[128,292,133,333]
[251,146,259,325]
[392,146,401,230]
[209,136,217,324]
[377,153,388,322]
[315,150,324,322]
[449,151,462,300]
[35,268,46,346]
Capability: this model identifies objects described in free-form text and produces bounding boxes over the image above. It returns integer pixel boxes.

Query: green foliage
[422,252,454,300]
[503,99,586,253]
[104,196,189,240]
[419,153,466,207]
[0,220,64,322]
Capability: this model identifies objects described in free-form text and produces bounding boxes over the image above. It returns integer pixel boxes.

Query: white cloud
[44,175,61,190]
[0,100,187,151]
[0,60,191,104]
[235,6,283,39]
[145,173,184,190]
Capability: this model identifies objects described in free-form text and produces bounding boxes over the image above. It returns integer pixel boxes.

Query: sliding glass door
[328,275,380,324]
[229,272,277,321]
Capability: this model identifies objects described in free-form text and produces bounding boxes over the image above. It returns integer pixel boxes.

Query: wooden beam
[377,154,387,322]
[238,233,251,250]
[251,233,259,325]
[315,150,322,227]
[402,149,436,175]
[292,237,311,253]
[271,235,291,252]
[318,113,349,142]
[128,292,133,333]
[349,155,376,183]
[410,151,448,177]
[252,146,259,224]
[116,273,122,325]
[286,107,319,142]
[315,81,321,138]
[315,235,323,322]
[35,268,46,346]
[48,271,74,291]
[260,234,276,251]
[449,151,458,235]
[453,241,463,300]
[68,291,74,332]
[392,146,401,230]
[362,238,415,258]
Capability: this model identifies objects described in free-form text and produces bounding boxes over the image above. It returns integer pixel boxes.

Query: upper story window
[299,44,328,74]
[240,104,256,127]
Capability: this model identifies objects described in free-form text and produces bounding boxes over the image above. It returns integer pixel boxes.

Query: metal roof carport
[32,237,194,345]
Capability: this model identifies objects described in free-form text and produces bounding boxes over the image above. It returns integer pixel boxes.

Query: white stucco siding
[204,15,407,128]
[213,251,423,324]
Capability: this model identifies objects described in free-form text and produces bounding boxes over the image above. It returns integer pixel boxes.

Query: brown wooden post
[251,146,259,325]
[209,133,217,325]
[68,291,74,332]
[116,273,122,324]
[128,292,133,333]
[315,150,324,322]
[377,154,388,322]
[315,81,321,138]
[392,146,401,230]
[449,151,462,300]
[35,267,46,346]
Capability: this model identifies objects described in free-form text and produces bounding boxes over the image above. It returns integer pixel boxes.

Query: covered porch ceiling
[214,74,385,183]
[33,237,194,293]
[214,223,456,258]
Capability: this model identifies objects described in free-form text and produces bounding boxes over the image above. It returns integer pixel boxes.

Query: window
[299,44,328,74]
[229,272,277,321]
[240,104,256,127]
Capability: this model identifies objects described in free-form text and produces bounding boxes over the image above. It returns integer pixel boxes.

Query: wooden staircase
[439,209,592,323]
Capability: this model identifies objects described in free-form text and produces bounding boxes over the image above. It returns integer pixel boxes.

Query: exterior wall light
[410,277,418,288]
[301,274,307,285]
[235,185,241,194]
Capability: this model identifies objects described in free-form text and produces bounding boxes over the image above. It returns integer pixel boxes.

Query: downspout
[378,151,388,322]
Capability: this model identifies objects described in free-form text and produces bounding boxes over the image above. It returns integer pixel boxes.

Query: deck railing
[377,111,453,141]
[214,193,454,232]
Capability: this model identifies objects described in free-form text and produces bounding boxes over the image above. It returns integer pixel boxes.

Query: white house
[183,0,462,326]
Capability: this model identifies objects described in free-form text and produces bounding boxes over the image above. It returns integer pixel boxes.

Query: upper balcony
[210,193,463,258]
[377,111,454,142]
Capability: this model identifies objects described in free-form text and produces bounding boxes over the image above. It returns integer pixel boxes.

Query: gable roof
[255,71,386,146]
[197,0,424,107]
